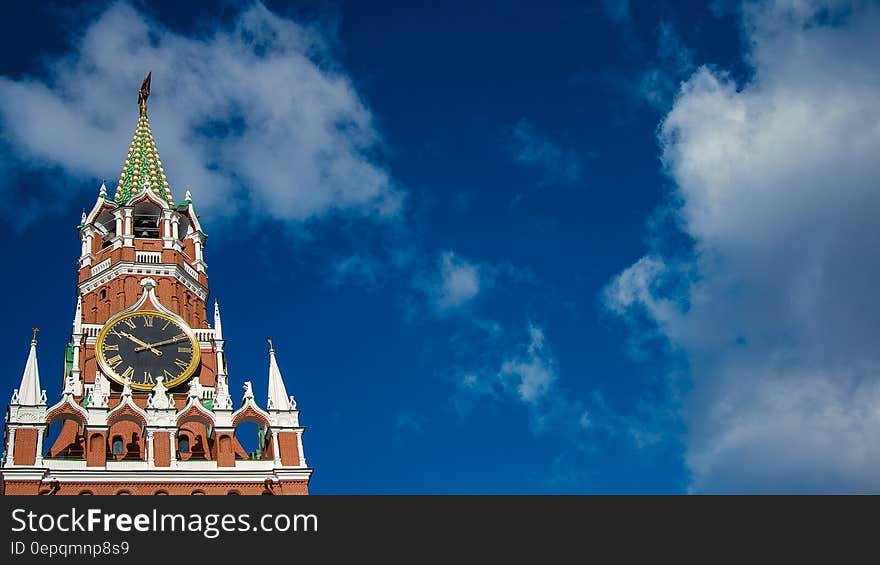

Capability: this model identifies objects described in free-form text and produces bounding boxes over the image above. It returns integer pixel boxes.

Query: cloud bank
[0,2,399,224]
[606,0,880,492]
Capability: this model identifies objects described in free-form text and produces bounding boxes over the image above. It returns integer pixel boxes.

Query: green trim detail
[63,344,74,381]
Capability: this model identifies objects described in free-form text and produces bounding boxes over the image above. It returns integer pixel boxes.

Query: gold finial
[31,327,39,344]
[138,72,152,117]
[267,337,274,353]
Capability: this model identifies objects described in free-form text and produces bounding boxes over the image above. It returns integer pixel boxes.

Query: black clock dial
[96,311,199,391]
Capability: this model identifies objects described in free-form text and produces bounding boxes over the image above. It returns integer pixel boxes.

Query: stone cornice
[78,260,207,301]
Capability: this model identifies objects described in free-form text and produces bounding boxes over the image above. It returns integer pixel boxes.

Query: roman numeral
[164,369,176,380]
[174,333,187,341]
[142,315,154,327]
[121,366,135,379]
[106,355,123,369]
[143,371,155,384]
[122,318,137,329]
[109,329,125,339]
[103,344,119,351]
[174,358,189,371]
[162,320,172,331]
[178,346,192,353]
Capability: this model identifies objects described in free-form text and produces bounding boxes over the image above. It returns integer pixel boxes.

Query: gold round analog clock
[95,310,200,391]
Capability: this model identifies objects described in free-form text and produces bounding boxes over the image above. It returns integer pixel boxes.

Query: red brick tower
[1,74,311,495]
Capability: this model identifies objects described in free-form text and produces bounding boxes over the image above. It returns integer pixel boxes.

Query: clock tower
[1,74,312,495]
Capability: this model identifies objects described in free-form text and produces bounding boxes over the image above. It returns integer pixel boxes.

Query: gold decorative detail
[31,327,39,344]
[138,72,151,117]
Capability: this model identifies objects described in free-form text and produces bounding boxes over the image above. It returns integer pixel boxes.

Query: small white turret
[11,329,46,406]
[266,338,295,411]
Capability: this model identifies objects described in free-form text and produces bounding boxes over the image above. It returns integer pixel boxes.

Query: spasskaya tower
[1,74,312,495]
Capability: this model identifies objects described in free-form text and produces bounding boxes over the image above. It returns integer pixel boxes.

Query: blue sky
[2,0,880,493]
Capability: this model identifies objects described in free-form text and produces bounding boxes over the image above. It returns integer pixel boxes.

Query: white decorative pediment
[106,377,149,428]
[126,177,172,210]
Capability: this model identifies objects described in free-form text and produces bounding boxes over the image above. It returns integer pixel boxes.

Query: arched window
[95,210,117,249]
[133,202,162,239]
[99,289,107,301]
[78,490,94,496]
[154,490,169,495]
[191,490,205,495]
[116,490,131,495]
[227,490,240,495]
[178,435,190,454]
[178,215,191,242]
[111,436,124,456]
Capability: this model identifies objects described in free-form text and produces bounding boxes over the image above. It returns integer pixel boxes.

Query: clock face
[95,310,200,391]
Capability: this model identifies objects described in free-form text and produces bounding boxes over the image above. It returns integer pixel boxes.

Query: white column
[215,341,226,381]
[147,431,155,466]
[79,231,94,267]
[162,211,174,249]
[169,432,177,464]
[34,427,44,466]
[272,430,281,466]
[296,430,307,468]
[171,216,182,251]
[70,341,81,394]
[122,209,134,247]
[5,427,16,466]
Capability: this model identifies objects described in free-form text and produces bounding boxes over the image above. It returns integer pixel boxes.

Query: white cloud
[606,0,880,492]
[509,120,582,185]
[501,324,555,403]
[431,251,482,312]
[637,22,696,110]
[0,2,400,225]
[458,323,558,409]
[329,254,383,290]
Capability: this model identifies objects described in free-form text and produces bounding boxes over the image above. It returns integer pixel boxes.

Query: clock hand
[134,335,188,351]
[119,332,163,356]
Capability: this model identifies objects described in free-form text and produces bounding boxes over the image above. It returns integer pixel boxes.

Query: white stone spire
[214,299,223,340]
[12,329,46,406]
[267,338,295,411]
[69,296,84,397]
[73,295,83,335]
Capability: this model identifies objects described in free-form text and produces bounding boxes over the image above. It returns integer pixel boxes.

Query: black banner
[0,496,871,561]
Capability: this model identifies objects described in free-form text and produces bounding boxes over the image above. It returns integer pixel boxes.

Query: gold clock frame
[95,310,201,391]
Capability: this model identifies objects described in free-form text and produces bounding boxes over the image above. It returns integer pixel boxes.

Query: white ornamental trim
[79,261,207,300]
[183,262,199,280]
[90,258,111,276]
[35,467,314,483]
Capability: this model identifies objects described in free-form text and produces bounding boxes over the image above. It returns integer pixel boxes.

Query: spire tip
[138,71,152,117]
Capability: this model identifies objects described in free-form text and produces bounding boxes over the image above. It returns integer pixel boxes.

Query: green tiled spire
[113,73,174,205]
